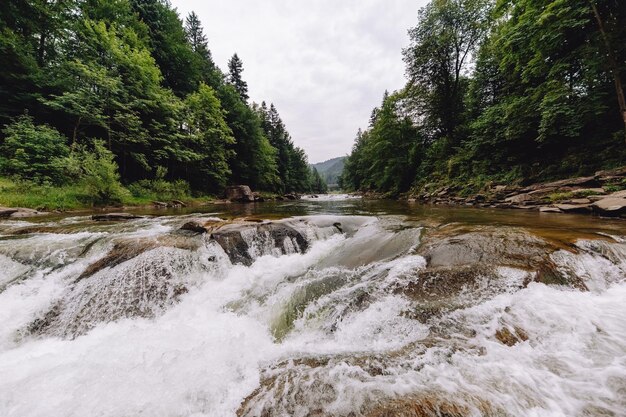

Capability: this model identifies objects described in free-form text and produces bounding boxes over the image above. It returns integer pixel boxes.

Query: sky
[171,0,426,163]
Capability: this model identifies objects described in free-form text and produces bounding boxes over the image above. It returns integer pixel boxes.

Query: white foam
[0,217,624,417]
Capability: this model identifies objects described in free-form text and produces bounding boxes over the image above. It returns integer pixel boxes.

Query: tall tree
[403,0,491,146]
[227,53,249,102]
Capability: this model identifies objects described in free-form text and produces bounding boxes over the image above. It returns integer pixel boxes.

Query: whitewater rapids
[0,210,624,417]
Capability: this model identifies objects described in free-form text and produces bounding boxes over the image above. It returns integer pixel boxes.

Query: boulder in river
[92,213,143,221]
[225,185,255,202]
[210,221,309,265]
[0,207,45,218]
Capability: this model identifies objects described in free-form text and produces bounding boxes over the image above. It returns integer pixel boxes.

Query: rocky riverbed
[0,199,624,417]
[410,166,626,217]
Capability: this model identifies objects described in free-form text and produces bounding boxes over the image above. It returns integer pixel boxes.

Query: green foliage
[79,141,128,205]
[255,102,314,193]
[183,83,235,192]
[127,166,191,201]
[310,168,328,194]
[343,0,626,194]
[0,115,70,183]
[0,0,309,201]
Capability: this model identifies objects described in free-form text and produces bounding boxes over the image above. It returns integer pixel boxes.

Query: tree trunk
[590,1,626,142]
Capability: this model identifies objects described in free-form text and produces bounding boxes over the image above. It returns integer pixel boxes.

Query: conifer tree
[227,53,249,102]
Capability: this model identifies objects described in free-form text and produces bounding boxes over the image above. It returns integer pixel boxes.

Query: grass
[0,178,91,210]
[0,177,213,211]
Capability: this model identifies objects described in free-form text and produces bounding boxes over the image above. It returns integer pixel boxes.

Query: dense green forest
[0,0,325,208]
[341,0,626,196]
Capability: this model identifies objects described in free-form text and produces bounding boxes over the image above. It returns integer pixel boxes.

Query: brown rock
[608,190,626,198]
[225,185,255,202]
[504,193,534,204]
[594,166,626,178]
[92,213,143,221]
[0,208,19,218]
[521,175,599,192]
[567,198,592,204]
[592,197,626,216]
[554,204,592,213]
[495,326,528,346]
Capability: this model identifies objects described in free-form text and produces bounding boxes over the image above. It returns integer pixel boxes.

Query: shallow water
[0,197,624,417]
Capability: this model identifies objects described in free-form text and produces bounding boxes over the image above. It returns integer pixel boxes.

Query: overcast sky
[171,0,426,163]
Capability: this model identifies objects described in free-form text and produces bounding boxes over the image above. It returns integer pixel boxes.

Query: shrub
[0,115,70,183]
[127,166,191,201]
[80,141,128,205]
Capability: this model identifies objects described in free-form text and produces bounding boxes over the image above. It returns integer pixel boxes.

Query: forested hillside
[0,0,323,207]
[311,157,345,187]
[341,0,626,196]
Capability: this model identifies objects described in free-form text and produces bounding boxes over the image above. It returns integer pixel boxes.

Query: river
[0,195,624,417]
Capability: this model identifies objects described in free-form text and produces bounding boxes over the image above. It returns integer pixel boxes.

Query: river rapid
[0,196,625,417]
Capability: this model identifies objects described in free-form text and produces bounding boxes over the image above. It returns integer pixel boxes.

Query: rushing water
[0,197,625,417]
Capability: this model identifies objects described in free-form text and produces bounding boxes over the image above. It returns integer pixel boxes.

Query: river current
[0,196,624,417]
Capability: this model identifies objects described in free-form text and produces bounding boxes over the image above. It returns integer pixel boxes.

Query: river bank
[401,166,626,218]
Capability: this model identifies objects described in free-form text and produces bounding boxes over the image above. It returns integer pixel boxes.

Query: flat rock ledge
[409,166,626,217]
[91,213,144,221]
[0,207,46,218]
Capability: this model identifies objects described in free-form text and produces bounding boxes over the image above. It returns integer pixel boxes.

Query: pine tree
[227,53,249,102]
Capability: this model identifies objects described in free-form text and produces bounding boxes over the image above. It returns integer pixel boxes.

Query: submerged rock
[92,212,143,221]
[27,234,203,338]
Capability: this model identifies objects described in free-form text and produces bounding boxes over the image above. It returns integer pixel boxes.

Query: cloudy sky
[171,0,426,163]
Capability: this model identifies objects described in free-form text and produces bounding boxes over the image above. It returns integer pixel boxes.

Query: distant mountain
[311,156,346,187]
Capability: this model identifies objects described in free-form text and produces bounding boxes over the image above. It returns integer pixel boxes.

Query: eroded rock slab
[92,213,144,221]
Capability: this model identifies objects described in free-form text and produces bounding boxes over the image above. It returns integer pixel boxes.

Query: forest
[341,0,626,197]
[0,0,326,208]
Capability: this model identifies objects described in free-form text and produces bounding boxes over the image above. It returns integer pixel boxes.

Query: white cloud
[171,0,426,163]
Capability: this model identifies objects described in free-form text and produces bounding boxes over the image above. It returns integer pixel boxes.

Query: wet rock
[171,199,187,207]
[28,235,202,338]
[180,218,226,234]
[0,207,45,218]
[592,197,626,216]
[495,326,528,346]
[0,207,19,217]
[78,235,200,280]
[284,193,298,200]
[225,185,255,202]
[91,213,143,221]
[211,221,309,265]
[418,227,554,269]
[365,396,498,417]
[152,201,169,208]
